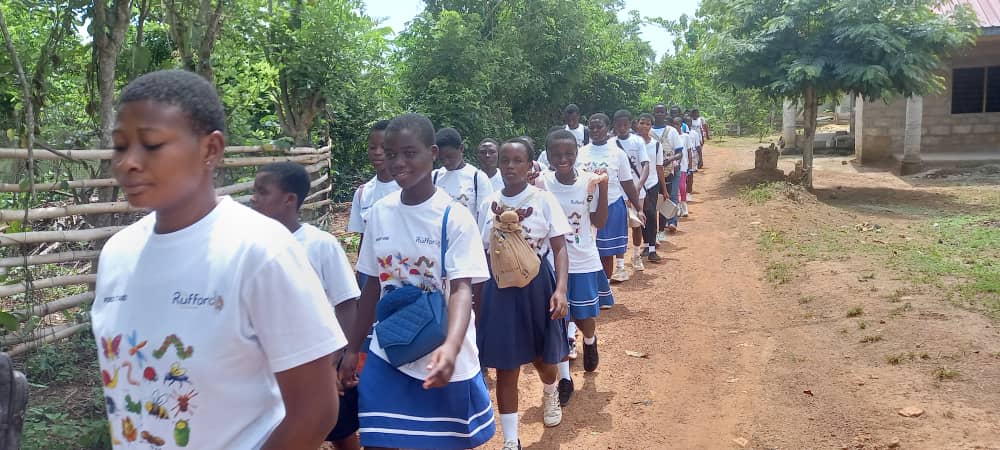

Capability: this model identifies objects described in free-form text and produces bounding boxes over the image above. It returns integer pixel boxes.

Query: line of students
[93,70,706,450]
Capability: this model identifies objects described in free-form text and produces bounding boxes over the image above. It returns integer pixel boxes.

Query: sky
[363,0,702,59]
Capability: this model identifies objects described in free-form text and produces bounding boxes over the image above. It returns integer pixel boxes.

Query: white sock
[616,258,625,270]
[500,413,519,442]
[648,243,656,251]
[558,361,571,381]
[584,335,596,345]
[633,245,642,256]
[567,321,578,340]
[543,381,557,394]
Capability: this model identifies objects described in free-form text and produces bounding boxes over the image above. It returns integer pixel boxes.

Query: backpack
[488,195,541,289]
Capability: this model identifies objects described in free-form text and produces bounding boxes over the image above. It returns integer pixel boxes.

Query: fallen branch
[301,199,332,210]
[0,226,125,246]
[7,322,90,357]
[0,249,100,268]
[0,274,96,297]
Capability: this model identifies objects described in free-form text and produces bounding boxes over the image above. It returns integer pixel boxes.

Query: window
[952,66,1000,114]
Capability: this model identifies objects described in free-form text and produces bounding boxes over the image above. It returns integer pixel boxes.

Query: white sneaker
[610,266,629,282]
[502,440,521,450]
[680,202,689,217]
[656,231,667,243]
[568,338,578,360]
[542,389,562,427]
[632,254,645,271]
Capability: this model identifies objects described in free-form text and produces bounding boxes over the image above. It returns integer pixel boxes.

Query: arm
[622,180,643,224]
[638,161,649,190]
[262,354,339,450]
[333,299,357,359]
[424,278,474,388]
[547,236,569,320]
[657,163,667,198]
[339,275,379,389]
[589,176,609,228]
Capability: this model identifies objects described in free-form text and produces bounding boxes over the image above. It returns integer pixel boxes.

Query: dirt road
[481,142,1000,450]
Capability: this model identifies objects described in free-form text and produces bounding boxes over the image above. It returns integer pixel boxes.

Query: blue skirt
[478,258,570,369]
[567,271,614,319]
[358,354,495,449]
[596,197,628,256]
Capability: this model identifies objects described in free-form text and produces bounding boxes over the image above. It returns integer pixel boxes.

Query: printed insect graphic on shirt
[146,390,170,419]
[165,362,191,387]
[172,389,198,416]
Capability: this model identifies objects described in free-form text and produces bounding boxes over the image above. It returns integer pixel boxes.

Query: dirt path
[482,145,775,449]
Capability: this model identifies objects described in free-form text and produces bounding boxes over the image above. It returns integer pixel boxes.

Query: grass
[766,262,793,284]
[739,181,786,205]
[891,302,914,316]
[886,352,914,365]
[340,233,362,254]
[857,320,868,330]
[860,335,883,344]
[933,366,960,381]
[846,306,864,318]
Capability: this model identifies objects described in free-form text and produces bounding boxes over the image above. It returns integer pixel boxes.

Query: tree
[163,0,226,82]
[702,0,978,188]
[89,0,133,147]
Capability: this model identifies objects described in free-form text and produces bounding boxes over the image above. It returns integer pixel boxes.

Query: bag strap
[440,203,452,280]
[616,138,642,179]
[474,171,479,208]
[433,170,438,184]
[582,126,590,146]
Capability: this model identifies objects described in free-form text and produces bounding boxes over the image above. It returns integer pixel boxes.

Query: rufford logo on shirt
[103,294,128,303]
[415,236,441,247]
[570,199,586,205]
[172,291,224,311]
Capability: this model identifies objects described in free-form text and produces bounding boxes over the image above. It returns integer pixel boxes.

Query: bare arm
[656,163,667,198]
[262,354,339,450]
[638,161,649,190]
[547,236,569,320]
[339,275,379,389]
[423,278,474,388]
[589,177,610,229]
[622,179,643,223]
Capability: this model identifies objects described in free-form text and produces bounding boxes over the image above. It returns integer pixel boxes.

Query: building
[855,0,1000,173]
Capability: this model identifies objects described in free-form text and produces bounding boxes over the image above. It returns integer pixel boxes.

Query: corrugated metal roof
[939,0,1000,29]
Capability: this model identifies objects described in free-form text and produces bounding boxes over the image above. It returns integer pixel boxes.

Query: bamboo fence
[0,145,332,356]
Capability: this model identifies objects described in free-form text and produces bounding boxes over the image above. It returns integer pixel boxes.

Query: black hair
[588,113,610,127]
[259,162,310,209]
[517,135,536,149]
[564,103,580,114]
[691,109,700,114]
[613,109,632,122]
[435,127,463,150]
[546,129,577,149]
[371,119,390,132]
[502,137,535,160]
[118,70,227,136]
[639,112,655,122]
[654,104,666,110]
[478,138,499,148]
[547,125,565,134]
[387,113,435,147]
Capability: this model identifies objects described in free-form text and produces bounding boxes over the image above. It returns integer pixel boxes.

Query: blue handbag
[374,204,452,367]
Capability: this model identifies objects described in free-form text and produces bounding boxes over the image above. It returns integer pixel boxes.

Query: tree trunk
[801,85,818,190]
[92,0,133,148]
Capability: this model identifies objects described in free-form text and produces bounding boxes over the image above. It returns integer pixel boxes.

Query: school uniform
[576,142,634,257]
[641,138,664,245]
[92,197,346,449]
[433,163,495,220]
[541,171,615,313]
[487,170,505,191]
[650,125,668,142]
[565,124,589,147]
[347,176,401,233]
[692,117,707,168]
[660,127,685,227]
[476,186,573,369]
[680,132,693,202]
[356,190,495,449]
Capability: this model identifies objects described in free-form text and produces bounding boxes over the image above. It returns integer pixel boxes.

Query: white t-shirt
[642,138,664,190]
[565,124,587,147]
[487,170,504,191]
[433,164,494,220]
[477,185,573,267]
[650,126,668,142]
[536,150,549,171]
[681,133,693,172]
[540,171,603,273]
[662,126,684,152]
[690,127,703,148]
[92,197,346,450]
[691,117,706,141]
[576,142,633,205]
[294,223,360,307]
[348,176,401,233]
[356,189,489,382]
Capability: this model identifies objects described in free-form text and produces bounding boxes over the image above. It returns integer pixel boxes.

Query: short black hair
[371,120,390,132]
[435,127,463,150]
[547,125,565,134]
[502,137,535,160]
[589,113,610,127]
[259,162,310,209]
[118,70,226,136]
[564,104,580,114]
[613,109,632,122]
[546,129,577,149]
[478,138,499,148]
[387,113,435,147]
[639,112,655,122]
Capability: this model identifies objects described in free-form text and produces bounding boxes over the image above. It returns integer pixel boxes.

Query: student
[93,70,344,450]
[541,130,612,406]
[433,127,494,220]
[679,118,694,218]
[578,113,643,284]
[691,109,708,169]
[251,162,362,450]
[348,120,401,237]
[342,113,495,450]
[650,104,670,142]
[636,113,667,262]
[536,126,566,172]
[611,110,651,272]
[686,116,702,197]
[477,138,504,191]
[660,116,686,233]
[476,138,571,450]
[563,103,589,147]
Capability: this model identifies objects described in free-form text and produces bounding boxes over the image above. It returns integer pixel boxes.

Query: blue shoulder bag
[374,204,452,367]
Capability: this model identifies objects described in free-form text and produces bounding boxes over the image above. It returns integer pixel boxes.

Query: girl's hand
[423,344,458,389]
[338,351,359,390]
[549,291,568,320]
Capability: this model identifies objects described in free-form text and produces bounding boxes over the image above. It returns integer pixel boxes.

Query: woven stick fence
[0,145,332,356]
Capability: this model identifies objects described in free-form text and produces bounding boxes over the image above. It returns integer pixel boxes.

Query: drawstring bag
[374,205,453,367]
[489,196,541,289]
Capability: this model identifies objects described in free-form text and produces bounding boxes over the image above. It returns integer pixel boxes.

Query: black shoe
[640,247,649,258]
[647,252,662,263]
[583,339,599,372]
[557,378,574,406]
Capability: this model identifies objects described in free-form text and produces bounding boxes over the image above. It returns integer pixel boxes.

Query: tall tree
[702,0,978,188]
[90,0,133,147]
[164,0,227,81]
